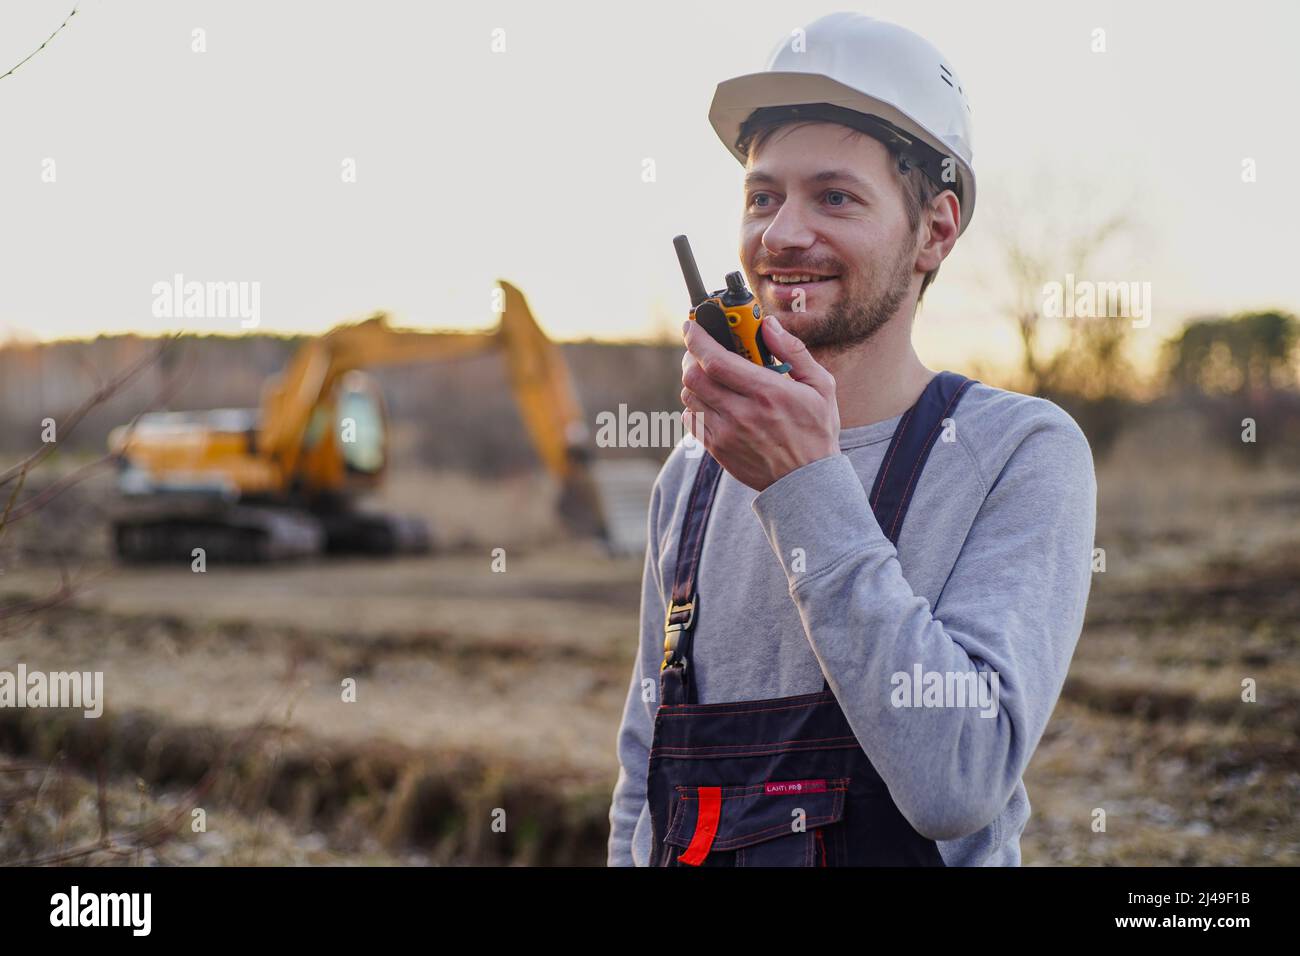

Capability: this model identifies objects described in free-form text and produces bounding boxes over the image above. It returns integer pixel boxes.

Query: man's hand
[680,314,841,491]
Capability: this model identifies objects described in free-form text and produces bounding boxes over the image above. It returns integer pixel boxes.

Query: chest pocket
[662,780,849,867]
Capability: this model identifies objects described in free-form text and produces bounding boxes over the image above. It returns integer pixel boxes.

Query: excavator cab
[337,372,387,477]
[298,370,390,494]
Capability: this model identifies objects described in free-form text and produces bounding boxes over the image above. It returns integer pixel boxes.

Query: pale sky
[2,0,1297,375]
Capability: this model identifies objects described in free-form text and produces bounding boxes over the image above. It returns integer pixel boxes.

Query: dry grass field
[1,409,1297,866]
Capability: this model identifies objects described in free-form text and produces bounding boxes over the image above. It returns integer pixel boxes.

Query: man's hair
[736,116,946,303]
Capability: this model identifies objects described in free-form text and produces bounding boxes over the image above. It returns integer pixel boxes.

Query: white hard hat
[709,13,977,236]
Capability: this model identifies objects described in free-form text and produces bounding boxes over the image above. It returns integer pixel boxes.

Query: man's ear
[916,190,960,274]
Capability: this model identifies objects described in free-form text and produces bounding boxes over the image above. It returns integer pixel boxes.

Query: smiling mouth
[759,272,840,286]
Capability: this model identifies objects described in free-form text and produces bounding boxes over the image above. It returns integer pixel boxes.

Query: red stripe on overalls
[677,787,722,865]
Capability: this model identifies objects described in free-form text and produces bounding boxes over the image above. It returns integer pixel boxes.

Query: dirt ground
[2,429,1298,865]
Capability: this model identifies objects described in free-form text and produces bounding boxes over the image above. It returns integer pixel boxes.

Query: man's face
[740,122,919,355]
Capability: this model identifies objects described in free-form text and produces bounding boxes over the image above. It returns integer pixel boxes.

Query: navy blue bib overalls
[647,371,975,866]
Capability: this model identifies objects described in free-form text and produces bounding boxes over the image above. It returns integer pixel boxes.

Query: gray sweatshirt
[606,380,1097,866]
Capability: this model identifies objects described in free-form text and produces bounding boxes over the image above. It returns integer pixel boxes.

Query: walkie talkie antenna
[673,235,709,308]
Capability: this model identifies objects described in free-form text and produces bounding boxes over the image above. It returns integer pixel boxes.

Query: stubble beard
[782,244,916,359]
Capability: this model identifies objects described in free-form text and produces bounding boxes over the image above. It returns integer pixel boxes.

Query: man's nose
[762,199,817,254]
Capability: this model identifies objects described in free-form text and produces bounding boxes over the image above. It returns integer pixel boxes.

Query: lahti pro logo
[151,273,261,328]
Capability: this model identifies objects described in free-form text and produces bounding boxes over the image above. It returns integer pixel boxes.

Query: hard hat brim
[709,71,976,236]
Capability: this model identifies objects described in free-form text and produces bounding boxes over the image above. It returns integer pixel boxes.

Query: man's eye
[749,193,774,209]
[824,190,850,207]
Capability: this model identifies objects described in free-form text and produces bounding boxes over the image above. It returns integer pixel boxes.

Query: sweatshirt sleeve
[606,469,668,866]
[749,408,1096,841]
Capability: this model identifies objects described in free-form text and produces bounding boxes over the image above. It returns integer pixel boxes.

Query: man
[607,13,1095,866]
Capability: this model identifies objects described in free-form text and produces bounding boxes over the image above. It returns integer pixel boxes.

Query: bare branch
[0,4,80,83]
[0,338,186,627]
[0,338,170,490]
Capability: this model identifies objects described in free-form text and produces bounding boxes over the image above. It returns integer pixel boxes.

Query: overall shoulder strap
[868,370,975,545]
[660,452,722,704]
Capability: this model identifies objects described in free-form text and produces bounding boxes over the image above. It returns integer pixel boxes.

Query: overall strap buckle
[661,594,697,670]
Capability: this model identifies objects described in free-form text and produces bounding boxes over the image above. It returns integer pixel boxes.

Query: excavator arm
[255,280,606,535]
[256,319,497,483]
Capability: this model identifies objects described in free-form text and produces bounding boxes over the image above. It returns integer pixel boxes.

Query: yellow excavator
[108,281,608,562]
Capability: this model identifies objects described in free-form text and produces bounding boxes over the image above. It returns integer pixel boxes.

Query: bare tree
[978,170,1142,398]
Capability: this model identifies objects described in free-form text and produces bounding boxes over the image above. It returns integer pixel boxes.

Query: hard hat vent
[938,63,971,114]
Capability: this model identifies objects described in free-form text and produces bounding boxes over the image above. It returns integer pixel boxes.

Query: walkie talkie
[673,234,791,375]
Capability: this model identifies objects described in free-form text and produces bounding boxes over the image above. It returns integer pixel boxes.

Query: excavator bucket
[495,281,612,545]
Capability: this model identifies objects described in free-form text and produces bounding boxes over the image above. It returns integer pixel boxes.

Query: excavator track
[112,502,324,564]
[318,510,432,555]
